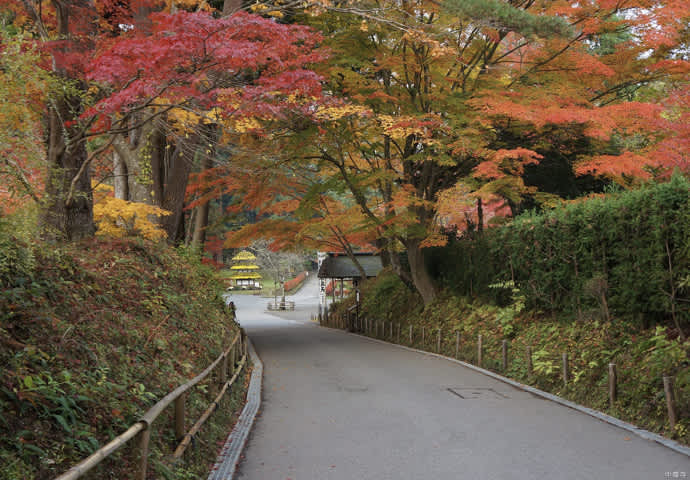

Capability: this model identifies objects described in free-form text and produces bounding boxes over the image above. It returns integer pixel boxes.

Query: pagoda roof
[230,265,259,270]
[232,250,257,261]
[230,273,263,280]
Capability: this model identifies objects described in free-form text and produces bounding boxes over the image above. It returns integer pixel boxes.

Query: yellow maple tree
[93,184,171,240]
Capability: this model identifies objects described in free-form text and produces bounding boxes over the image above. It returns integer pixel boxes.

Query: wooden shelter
[317,252,382,305]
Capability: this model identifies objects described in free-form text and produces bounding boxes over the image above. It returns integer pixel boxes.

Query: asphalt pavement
[226,276,690,480]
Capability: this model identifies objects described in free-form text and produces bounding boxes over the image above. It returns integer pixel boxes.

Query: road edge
[337,328,690,458]
[207,338,264,480]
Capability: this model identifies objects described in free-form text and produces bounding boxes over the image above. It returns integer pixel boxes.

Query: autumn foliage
[2,0,689,302]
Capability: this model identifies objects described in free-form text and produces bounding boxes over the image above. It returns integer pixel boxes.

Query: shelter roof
[317,253,382,279]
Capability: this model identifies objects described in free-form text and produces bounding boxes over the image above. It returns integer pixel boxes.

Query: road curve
[228,279,689,480]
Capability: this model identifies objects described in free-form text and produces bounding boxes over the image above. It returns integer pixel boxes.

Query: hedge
[429,175,690,327]
[283,271,307,292]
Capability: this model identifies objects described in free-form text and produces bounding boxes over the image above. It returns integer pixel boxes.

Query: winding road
[227,276,689,480]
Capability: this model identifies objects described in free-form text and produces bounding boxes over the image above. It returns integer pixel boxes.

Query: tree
[0,30,49,212]
[221,0,688,305]
[6,0,326,241]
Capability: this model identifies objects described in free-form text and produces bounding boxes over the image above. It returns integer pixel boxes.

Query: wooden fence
[319,308,681,431]
[267,300,295,311]
[54,330,248,480]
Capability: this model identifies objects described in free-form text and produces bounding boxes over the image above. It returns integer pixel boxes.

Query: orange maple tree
[215,0,689,304]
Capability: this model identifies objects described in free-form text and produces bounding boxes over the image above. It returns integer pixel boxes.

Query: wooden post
[137,427,151,480]
[663,376,678,429]
[422,327,425,346]
[477,335,483,367]
[409,325,413,344]
[562,353,569,386]
[397,323,401,343]
[437,328,441,353]
[175,394,186,441]
[455,331,460,358]
[526,346,533,376]
[220,353,228,385]
[502,340,508,371]
[608,363,617,409]
[390,321,393,339]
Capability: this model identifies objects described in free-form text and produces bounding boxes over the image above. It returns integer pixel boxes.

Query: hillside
[0,233,244,479]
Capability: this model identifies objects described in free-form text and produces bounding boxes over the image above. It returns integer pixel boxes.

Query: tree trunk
[39,1,95,241]
[112,121,166,205]
[191,196,209,248]
[113,151,129,200]
[40,96,95,241]
[113,135,152,204]
[160,140,194,243]
[191,155,213,249]
[405,238,436,305]
[222,0,243,16]
[477,197,483,234]
[184,207,196,246]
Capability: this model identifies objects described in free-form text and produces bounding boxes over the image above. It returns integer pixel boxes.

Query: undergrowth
[0,225,246,480]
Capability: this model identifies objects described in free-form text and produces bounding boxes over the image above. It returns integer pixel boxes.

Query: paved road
[227,277,690,480]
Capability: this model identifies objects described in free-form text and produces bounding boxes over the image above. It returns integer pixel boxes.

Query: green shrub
[430,175,690,330]
[0,218,36,288]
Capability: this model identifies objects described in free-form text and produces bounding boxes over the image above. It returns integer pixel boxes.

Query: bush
[0,216,36,288]
[430,175,690,331]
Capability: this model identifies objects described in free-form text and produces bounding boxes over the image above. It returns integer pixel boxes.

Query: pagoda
[229,251,262,289]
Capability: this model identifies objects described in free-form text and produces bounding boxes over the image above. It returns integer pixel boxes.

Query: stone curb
[208,339,263,480]
[325,326,690,458]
